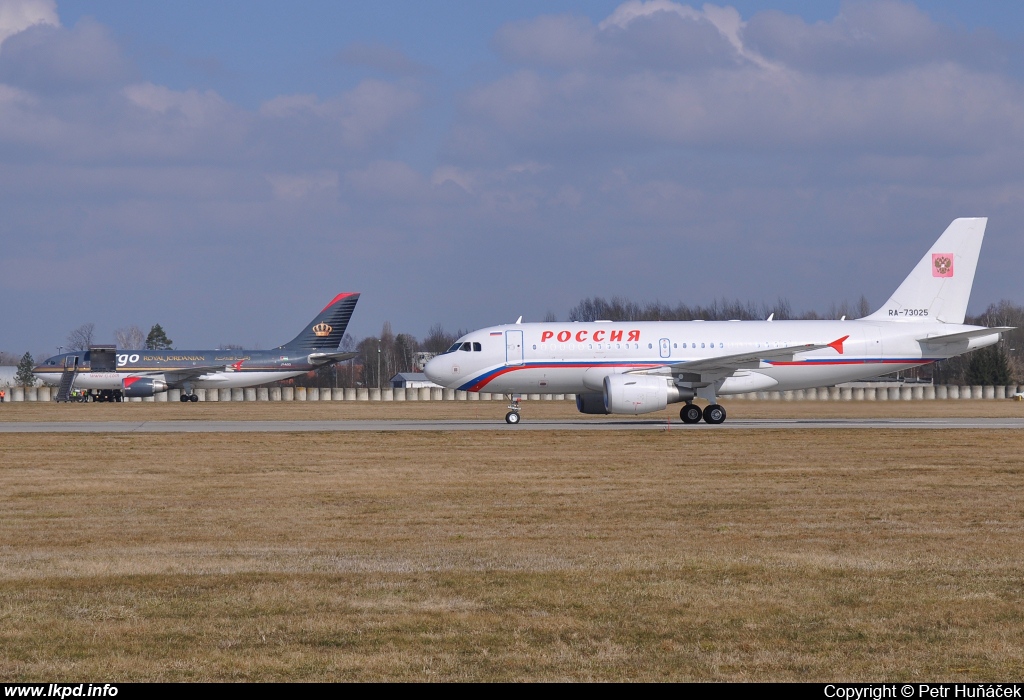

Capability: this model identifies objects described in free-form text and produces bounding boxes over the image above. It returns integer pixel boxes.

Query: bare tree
[114,325,146,350]
[856,295,872,318]
[66,323,95,351]
[423,323,456,354]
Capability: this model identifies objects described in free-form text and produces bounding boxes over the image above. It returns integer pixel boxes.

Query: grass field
[1,401,1023,680]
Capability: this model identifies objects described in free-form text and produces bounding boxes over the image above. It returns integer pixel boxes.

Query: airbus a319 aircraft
[34,293,359,402]
[425,218,1012,424]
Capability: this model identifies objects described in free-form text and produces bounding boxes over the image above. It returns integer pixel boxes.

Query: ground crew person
[0,388,5,402]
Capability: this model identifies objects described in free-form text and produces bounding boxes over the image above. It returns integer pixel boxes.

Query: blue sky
[3,0,1024,355]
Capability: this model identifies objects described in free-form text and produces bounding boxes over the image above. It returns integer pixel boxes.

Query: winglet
[828,335,850,354]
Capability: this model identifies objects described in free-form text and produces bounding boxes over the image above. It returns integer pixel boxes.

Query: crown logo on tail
[312,322,333,337]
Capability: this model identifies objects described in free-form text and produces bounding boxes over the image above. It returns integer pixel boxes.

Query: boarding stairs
[55,356,79,402]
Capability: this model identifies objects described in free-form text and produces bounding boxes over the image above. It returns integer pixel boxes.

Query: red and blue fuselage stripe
[457,358,940,392]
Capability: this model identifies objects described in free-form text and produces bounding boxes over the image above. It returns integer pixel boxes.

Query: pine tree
[145,324,173,350]
[965,344,1011,385]
[15,352,36,387]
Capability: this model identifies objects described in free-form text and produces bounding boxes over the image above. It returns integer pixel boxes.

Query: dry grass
[1,406,1023,680]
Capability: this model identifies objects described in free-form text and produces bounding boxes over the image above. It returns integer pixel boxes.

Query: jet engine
[122,377,168,398]
[575,392,610,415]
[602,374,693,415]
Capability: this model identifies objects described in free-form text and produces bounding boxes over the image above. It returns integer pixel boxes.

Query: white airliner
[425,218,1012,424]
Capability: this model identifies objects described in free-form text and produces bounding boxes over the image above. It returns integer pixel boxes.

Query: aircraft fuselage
[424,319,999,395]
[33,348,324,390]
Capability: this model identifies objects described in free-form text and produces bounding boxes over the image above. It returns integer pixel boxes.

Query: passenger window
[473,342,481,351]
[701,343,705,348]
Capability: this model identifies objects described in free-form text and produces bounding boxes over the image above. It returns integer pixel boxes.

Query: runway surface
[1,418,1022,432]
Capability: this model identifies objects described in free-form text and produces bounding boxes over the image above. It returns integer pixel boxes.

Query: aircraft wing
[917,327,1014,346]
[160,366,230,386]
[628,338,846,380]
[307,351,358,365]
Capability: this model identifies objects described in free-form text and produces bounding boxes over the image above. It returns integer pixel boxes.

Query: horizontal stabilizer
[918,327,1014,345]
[307,351,358,365]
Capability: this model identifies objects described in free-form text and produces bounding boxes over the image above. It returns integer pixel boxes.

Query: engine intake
[575,392,610,415]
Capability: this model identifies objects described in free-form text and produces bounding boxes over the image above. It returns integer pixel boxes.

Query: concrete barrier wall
[6,384,1022,403]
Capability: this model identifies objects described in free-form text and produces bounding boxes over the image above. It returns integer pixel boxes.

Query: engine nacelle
[122,377,168,398]
[602,374,693,415]
[576,392,610,415]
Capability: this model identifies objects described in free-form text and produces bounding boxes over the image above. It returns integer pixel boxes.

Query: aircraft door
[506,330,524,366]
[862,326,884,363]
[659,338,671,358]
[64,355,79,370]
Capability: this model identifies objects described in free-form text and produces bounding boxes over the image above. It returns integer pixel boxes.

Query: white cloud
[0,0,57,47]
[266,170,339,201]
[0,17,132,92]
[344,160,426,201]
[336,42,430,76]
[260,79,421,150]
[453,2,1024,161]
[742,0,1004,74]
[124,82,233,127]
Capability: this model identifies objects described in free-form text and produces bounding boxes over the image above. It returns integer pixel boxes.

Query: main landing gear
[680,402,727,425]
[505,394,522,424]
[179,391,199,403]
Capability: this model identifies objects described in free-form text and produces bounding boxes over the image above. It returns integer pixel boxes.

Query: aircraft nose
[424,355,452,386]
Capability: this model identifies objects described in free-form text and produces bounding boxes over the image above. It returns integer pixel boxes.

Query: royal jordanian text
[4,685,117,698]
[824,686,1022,699]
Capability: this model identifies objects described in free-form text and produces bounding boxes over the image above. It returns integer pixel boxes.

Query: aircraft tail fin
[862,217,987,324]
[279,293,360,351]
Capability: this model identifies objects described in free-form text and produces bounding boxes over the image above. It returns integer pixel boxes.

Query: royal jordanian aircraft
[425,218,1012,424]
[34,293,359,402]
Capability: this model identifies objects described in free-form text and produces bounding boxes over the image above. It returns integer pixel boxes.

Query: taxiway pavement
[1,418,1021,432]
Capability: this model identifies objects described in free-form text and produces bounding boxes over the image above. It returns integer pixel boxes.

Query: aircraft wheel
[179,394,189,403]
[680,404,702,424]
[189,394,199,403]
[703,403,726,425]
[505,411,521,424]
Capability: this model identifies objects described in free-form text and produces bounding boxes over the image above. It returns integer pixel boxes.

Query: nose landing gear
[504,394,522,424]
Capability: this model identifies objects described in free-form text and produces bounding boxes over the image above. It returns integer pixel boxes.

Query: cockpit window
[444,343,462,354]
[460,342,472,351]
[473,342,482,351]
